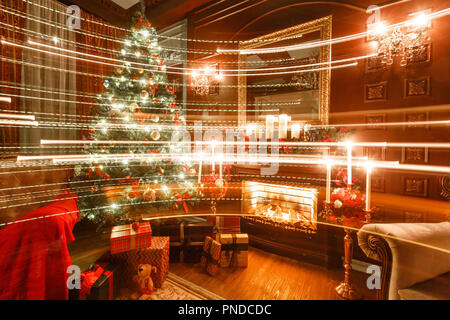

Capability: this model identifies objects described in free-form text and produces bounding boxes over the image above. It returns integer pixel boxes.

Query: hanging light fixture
[190,64,222,96]
[370,11,431,67]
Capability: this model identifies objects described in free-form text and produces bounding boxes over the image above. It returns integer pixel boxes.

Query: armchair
[357,222,450,300]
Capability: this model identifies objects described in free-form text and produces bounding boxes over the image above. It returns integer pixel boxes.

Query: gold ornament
[159,167,164,175]
[150,130,160,141]
[150,114,159,123]
[129,103,138,110]
[138,69,144,74]
[143,187,156,203]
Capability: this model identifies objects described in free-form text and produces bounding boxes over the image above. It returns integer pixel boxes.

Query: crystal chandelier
[190,65,223,96]
[371,13,430,67]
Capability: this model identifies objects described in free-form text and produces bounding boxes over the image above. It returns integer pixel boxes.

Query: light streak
[0,113,35,120]
[218,8,450,54]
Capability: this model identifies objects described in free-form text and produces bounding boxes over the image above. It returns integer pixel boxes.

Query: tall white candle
[198,159,202,183]
[365,163,372,211]
[291,123,301,139]
[246,123,256,136]
[346,142,352,187]
[219,159,223,179]
[278,114,290,139]
[266,115,275,140]
[326,161,332,203]
[211,141,215,173]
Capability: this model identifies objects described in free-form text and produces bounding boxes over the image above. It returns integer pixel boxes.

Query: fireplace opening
[240,180,340,267]
[241,181,318,234]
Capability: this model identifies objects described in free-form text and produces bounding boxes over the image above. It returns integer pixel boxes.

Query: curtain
[0,0,26,152]
[20,0,77,154]
[76,11,124,139]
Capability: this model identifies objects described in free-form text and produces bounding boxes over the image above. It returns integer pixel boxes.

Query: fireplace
[241,181,318,234]
[240,181,340,267]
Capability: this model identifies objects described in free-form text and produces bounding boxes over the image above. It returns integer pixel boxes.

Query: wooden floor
[69,226,376,300]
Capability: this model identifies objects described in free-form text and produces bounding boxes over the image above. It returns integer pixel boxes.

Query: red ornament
[201,173,227,200]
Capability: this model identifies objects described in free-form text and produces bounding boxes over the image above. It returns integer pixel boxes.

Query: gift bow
[79,264,113,300]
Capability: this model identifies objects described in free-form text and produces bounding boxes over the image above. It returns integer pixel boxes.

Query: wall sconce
[368,11,431,67]
[190,64,223,96]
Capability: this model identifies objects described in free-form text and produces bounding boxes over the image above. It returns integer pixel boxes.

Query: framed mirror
[238,15,332,127]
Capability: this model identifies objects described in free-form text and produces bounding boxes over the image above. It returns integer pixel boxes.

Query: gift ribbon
[113,224,138,250]
[201,237,220,268]
[221,234,248,268]
[223,165,232,181]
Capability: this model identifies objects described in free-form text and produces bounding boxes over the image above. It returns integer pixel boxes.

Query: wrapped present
[207,215,241,234]
[105,236,169,289]
[219,233,248,268]
[152,218,213,263]
[217,216,241,234]
[110,222,152,254]
[200,236,222,276]
[69,263,121,300]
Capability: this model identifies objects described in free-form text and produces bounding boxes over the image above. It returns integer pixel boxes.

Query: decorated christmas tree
[70,11,198,228]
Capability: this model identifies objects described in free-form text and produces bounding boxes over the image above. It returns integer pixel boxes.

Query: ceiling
[111,0,139,10]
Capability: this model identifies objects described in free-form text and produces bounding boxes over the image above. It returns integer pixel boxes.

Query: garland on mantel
[279,126,354,154]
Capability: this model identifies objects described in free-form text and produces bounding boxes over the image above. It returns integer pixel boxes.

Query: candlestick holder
[335,228,362,300]
[364,209,373,224]
[319,201,334,220]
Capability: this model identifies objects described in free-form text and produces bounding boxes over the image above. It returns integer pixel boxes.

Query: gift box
[69,263,121,300]
[219,233,249,268]
[200,236,222,276]
[105,236,169,289]
[207,215,241,234]
[151,218,213,263]
[110,222,152,255]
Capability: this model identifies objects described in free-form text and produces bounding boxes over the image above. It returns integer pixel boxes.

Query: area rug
[117,272,225,300]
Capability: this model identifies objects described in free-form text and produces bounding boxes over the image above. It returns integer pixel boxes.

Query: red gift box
[76,263,120,300]
[110,222,152,254]
[207,216,241,234]
[106,236,169,289]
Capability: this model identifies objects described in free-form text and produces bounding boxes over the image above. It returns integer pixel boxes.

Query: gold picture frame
[237,15,332,126]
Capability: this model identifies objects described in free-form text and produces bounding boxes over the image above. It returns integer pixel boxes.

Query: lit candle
[291,123,301,139]
[346,141,353,187]
[246,123,256,136]
[198,158,202,183]
[211,141,215,173]
[266,115,275,140]
[219,158,223,179]
[326,159,332,203]
[278,114,290,139]
[258,125,264,140]
[365,162,373,211]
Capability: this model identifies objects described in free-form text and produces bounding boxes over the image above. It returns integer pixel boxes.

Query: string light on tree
[69,9,197,226]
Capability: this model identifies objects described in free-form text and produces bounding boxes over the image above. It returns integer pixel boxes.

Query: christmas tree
[70,11,198,227]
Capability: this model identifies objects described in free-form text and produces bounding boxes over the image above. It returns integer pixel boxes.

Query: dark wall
[186,0,450,202]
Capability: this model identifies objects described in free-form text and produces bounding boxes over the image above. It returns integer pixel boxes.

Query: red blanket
[0,190,80,300]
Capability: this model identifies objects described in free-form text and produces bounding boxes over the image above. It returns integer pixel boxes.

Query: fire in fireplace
[241,181,318,234]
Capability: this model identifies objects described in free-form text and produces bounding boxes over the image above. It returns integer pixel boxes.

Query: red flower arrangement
[324,167,372,228]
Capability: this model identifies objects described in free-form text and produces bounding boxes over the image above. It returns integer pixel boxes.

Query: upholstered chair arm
[358,223,450,300]
[357,228,392,300]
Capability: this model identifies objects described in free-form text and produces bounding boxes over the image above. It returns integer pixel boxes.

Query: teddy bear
[130,264,157,300]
